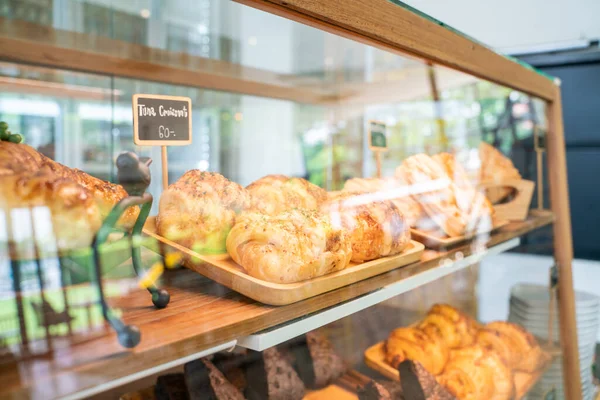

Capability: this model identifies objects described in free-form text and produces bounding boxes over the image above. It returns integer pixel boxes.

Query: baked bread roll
[357,380,394,400]
[184,358,245,400]
[0,171,102,253]
[418,304,479,349]
[0,141,138,228]
[396,154,493,237]
[321,192,411,262]
[479,143,521,203]
[476,328,520,368]
[246,174,326,215]
[226,209,351,283]
[483,321,549,373]
[437,348,496,400]
[154,373,188,400]
[288,331,348,389]
[438,345,510,400]
[342,177,422,227]
[384,327,448,375]
[158,171,249,255]
[0,141,47,176]
[245,347,305,400]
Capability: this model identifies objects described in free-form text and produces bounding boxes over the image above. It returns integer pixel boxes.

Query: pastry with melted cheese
[246,174,327,215]
[226,209,352,283]
[321,192,410,263]
[157,170,249,255]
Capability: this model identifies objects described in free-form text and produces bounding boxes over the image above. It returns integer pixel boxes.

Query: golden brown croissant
[452,345,513,400]
[226,209,352,283]
[479,143,521,202]
[320,192,411,262]
[476,328,521,368]
[245,174,327,215]
[438,345,511,400]
[484,321,549,373]
[0,141,47,176]
[0,171,102,253]
[342,177,423,227]
[384,327,448,375]
[157,170,249,255]
[418,304,479,349]
[0,141,138,227]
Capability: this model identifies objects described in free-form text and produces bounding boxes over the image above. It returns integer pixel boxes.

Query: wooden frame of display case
[236,2,579,398]
[0,1,580,399]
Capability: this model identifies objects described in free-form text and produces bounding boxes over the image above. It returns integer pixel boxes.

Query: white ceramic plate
[511,283,600,308]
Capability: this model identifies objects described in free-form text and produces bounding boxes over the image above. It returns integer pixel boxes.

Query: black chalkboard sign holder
[368,120,389,179]
[132,94,192,190]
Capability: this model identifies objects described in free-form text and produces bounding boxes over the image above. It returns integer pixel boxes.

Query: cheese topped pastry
[321,192,410,263]
[157,170,249,255]
[246,175,327,215]
[226,209,351,283]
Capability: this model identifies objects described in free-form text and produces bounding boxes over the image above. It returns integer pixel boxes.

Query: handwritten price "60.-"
[159,125,175,138]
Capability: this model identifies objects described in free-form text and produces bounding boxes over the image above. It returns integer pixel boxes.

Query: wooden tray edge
[143,217,424,305]
[411,219,509,250]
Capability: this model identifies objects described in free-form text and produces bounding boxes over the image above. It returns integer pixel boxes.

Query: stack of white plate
[507,283,599,400]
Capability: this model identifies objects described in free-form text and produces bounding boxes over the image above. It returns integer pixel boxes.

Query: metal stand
[91,192,170,348]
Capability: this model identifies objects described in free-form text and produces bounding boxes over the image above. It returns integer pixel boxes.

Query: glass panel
[0,1,575,400]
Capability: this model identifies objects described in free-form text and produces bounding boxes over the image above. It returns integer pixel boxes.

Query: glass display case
[0,0,588,399]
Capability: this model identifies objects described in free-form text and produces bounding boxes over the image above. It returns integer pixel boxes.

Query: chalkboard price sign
[132,94,192,146]
[369,120,388,151]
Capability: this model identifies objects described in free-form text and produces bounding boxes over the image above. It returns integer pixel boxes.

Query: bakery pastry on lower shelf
[448,345,513,400]
[403,361,456,400]
[0,171,103,253]
[438,345,513,400]
[157,171,249,256]
[482,321,549,373]
[155,373,189,400]
[288,331,348,389]
[321,192,411,262]
[384,327,448,375]
[226,209,352,283]
[246,174,327,215]
[245,348,305,400]
[184,358,245,400]
[417,304,479,349]
[357,380,396,400]
[358,361,455,400]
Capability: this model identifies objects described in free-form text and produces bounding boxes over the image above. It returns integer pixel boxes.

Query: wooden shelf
[0,210,553,399]
[0,18,327,105]
[0,19,479,107]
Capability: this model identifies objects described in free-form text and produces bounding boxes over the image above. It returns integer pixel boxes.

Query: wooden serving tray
[482,179,535,221]
[410,219,509,250]
[364,341,553,400]
[143,217,424,306]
